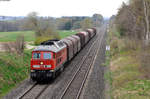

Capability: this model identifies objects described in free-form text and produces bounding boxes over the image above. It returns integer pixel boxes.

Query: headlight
[33,65,40,68]
[46,65,51,68]
[40,62,43,65]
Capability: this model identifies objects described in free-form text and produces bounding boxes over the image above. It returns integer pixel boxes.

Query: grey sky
[0,0,128,17]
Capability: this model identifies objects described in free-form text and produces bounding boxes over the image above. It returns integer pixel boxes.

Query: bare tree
[143,0,150,44]
[15,35,25,55]
[24,12,60,44]
[3,35,25,55]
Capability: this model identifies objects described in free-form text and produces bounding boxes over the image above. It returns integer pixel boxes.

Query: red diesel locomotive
[30,28,97,81]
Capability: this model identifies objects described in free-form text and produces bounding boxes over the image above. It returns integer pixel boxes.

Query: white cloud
[0,0,128,17]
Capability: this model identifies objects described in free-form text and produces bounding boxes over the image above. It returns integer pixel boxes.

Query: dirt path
[0,42,36,52]
[0,42,6,52]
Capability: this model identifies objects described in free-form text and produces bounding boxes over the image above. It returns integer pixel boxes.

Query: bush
[110,38,126,56]
[123,38,142,51]
[110,37,142,56]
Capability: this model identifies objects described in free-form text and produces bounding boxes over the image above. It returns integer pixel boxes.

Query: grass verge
[0,50,31,98]
[105,28,150,98]
[109,47,150,99]
[104,35,113,98]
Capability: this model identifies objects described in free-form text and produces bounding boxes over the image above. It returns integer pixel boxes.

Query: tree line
[0,13,103,32]
[111,0,150,44]
[22,12,103,45]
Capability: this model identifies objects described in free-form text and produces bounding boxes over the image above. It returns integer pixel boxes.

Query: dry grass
[109,37,150,99]
[3,35,25,55]
[138,47,150,79]
[110,37,142,57]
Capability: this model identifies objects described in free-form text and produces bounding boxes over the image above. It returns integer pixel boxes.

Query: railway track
[17,83,49,99]
[17,83,37,99]
[59,32,104,99]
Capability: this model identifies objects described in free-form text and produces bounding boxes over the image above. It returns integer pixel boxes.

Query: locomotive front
[30,40,67,81]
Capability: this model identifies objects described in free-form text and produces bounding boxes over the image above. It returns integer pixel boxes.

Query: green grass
[58,30,76,39]
[103,50,110,67]
[0,50,31,98]
[0,31,35,42]
[0,30,76,42]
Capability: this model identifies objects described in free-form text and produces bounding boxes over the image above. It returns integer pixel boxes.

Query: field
[0,30,76,42]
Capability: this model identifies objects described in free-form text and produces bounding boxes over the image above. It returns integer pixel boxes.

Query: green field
[0,30,76,42]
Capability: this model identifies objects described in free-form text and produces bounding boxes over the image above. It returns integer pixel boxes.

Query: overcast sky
[0,0,128,17]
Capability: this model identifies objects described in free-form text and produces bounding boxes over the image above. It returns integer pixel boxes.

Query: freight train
[30,28,97,81]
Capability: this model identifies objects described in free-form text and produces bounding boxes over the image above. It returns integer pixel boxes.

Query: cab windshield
[32,52,52,59]
[43,52,51,59]
[33,53,41,59]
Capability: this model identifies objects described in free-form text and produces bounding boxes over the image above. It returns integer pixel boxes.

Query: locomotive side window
[33,53,41,59]
[43,53,51,59]
[57,58,62,65]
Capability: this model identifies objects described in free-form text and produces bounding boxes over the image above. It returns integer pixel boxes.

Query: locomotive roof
[33,41,66,53]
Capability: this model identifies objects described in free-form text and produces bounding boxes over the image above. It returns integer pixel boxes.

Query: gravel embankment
[3,79,36,99]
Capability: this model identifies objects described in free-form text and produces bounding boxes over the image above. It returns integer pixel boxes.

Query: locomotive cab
[30,40,67,81]
[31,51,54,70]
